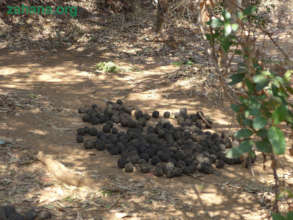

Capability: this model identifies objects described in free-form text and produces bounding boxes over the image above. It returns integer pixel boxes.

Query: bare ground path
[1,46,291,220]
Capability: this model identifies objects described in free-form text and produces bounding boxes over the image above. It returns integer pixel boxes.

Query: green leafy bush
[272,211,293,220]
[96,61,120,73]
[205,3,293,214]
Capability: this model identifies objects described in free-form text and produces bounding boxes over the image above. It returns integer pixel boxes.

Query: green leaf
[253,74,270,90]
[243,118,253,127]
[210,18,223,28]
[272,105,288,124]
[256,129,267,138]
[237,11,244,20]
[235,49,242,55]
[249,107,260,116]
[245,79,254,93]
[235,128,253,139]
[229,73,245,85]
[231,103,240,112]
[243,6,257,16]
[244,110,250,118]
[205,34,213,41]
[275,76,285,85]
[253,74,267,83]
[284,70,293,82]
[286,85,293,94]
[272,84,279,96]
[231,23,239,31]
[261,70,272,77]
[255,140,272,153]
[224,11,231,20]
[268,126,286,155]
[221,37,233,52]
[286,211,293,219]
[253,116,267,130]
[226,140,253,158]
[272,213,285,220]
[224,23,232,36]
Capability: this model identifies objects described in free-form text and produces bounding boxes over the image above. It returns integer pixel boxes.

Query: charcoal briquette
[116,99,123,105]
[78,107,88,114]
[175,160,186,169]
[137,118,146,127]
[98,115,106,123]
[179,108,188,118]
[173,167,183,177]
[223,157,242,165]
[198,162,214,174]
[89,127,98,136]
[215,159,225,168]
[117,157,128,169]
[108,146,120,155]
[140,163,151,173]
[173,150,185,161]
[111,113,120,123]
[95,141,106,151]
[154,164,164,177]
[190,113,198,122]
[147,126,155,134]
[91,117,100,125]
[151,156,160,165]
[76,135,84,143]
[184,118,193,126]
[135,110,144,120]
[103,124,112,133]
[77,127,87,136]
[158,150,170,162]
[111,127,118,134]
[140,152,149,161]
[143,113,151,120]
[122,105,132,114]
[163,111,170,118]
[152,111,160,118]
[116,142,124,153]
[127,119,137,128]
[183,164,196,175]
[84,140,95,149]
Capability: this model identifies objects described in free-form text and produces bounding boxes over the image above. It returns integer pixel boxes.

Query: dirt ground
[0,1,293,220]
